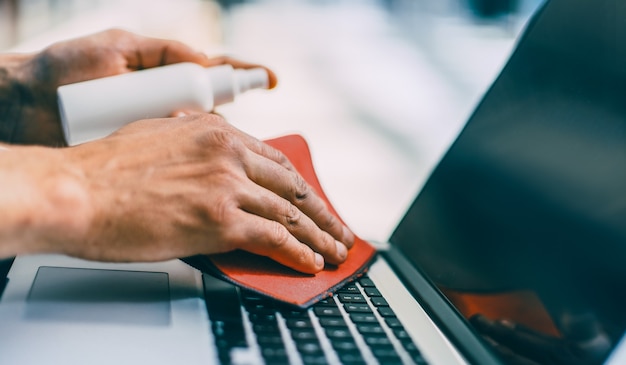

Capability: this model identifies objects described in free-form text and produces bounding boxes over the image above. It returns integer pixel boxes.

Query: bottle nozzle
[235,68,269,93]
[206,65,269,107]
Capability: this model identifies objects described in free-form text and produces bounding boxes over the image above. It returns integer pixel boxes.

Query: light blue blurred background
[0,0,544,242]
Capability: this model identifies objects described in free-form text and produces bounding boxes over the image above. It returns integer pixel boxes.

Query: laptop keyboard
[203,273,428,365]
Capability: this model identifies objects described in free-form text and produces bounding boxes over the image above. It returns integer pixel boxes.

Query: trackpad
[25,266,171,326]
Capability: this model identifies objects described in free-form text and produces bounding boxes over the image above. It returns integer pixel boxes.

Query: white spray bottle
[57,62,269,145]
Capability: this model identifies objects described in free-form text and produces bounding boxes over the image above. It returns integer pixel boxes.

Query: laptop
[1,0,625,363]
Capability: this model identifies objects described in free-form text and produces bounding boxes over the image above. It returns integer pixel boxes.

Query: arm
[0,114,354,274]
[0,29,278,146]
[0,54,30,144]
[0,142,91,258]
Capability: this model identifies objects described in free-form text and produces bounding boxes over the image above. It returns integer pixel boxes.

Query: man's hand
[1,113,354,274]
[2,29,277,146]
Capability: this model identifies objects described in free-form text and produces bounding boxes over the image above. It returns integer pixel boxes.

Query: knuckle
[196,128,244,155]
[321,210,340,232]
[283,202,302,228]
[205,195,237,225]
[320,231,336,251]
[290,174,310,202]
[269,147,291,167]
[268,223,291,250]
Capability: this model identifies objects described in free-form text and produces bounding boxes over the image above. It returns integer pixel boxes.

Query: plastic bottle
[57,63,269,145]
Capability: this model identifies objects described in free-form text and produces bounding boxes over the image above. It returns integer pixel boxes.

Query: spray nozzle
[206,65,269,107]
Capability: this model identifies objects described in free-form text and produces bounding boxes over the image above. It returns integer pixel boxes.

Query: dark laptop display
[391,0,626,363]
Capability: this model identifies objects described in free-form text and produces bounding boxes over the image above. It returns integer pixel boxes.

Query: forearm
[0,53,64,146]
[0,54,28,144]
[0,145,92,258]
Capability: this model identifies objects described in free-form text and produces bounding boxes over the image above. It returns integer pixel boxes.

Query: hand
[39,113,353,274]
[4,29,277,146]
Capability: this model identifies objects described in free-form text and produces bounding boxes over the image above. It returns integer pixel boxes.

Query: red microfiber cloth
[182,134,376,308]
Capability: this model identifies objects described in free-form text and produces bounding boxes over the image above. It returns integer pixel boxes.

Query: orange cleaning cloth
[183,134,376,308]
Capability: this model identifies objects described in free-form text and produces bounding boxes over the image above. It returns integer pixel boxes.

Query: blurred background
[0,0,544,242]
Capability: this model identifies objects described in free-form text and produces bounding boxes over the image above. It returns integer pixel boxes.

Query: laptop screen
[389,0,626,363]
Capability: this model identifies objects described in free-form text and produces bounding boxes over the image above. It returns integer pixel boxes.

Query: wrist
[0,146,93,257]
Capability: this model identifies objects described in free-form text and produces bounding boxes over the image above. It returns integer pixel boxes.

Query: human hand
[3,29,277,146]
[46,113,353,274]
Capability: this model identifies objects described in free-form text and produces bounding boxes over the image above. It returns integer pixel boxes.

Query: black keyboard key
[370,297,389,307]
[302,355,328,365]
[393,328,411,340]
[338,293,366,303]
[248,313,277,323]
[413,354,429,365]
[281,309,309,319]
[349,313,378,323]
[245,302,276,314]
[343,303,372,313]
[314,307,342,317]
[241,290,264,301]
[296,341,324,355]
[364,336,393,347]
[358,277,375,287]
[339,353,366,364]
[252,323,280,333]
[377,307,395,317]
[286,318,313,329]
[404,340,429,365]
[385,317,403,328]
[363,288,381,297]
[325,328,352,339]
[257,334,284,346]
[404,341,421,354]
[261,346,288,359]
[331,339,359,352]
[371,347,401,361]
[291,330,318,342]
[356,324,386,336]
[337,284,360,294]
[314,297,337,307]
[319,317,347,328]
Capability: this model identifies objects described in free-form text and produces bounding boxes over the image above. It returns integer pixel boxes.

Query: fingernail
[315,253,324,269]
[335,241,348,261]
[173,110,189,117]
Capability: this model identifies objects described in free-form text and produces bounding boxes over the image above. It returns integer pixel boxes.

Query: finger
[207,116,303,173]
[243,148,355,249]
[122,32,211,70]
[229,211,325,274]
[205,56,278,89]
[239,180,347,265]
[170,108,204,117]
